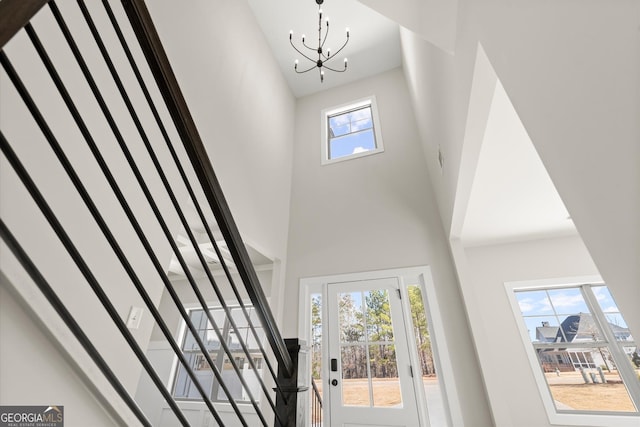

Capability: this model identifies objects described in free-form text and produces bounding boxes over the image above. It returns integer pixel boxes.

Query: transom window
[507,280,640,426]
[321,96,384,164]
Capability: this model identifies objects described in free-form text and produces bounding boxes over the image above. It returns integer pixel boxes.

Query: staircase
[0,1,300,425]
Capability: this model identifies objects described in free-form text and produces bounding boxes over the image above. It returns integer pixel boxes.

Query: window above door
[321,96,384,165]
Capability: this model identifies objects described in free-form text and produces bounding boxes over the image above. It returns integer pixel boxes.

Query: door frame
[299,266,457,427]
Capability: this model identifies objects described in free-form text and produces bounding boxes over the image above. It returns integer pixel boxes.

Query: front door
[327,277,420,427]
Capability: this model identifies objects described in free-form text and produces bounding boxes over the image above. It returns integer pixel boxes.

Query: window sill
[549,412,640,427]
[321,146,384,165]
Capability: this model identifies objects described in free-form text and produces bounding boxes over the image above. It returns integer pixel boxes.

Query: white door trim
[299,266,456,427]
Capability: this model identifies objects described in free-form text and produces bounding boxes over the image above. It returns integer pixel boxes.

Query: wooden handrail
[0,0,293,383]
[119,0,294,378]
[0,0,48,49]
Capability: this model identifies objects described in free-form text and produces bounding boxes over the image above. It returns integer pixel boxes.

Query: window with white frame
[171,305,265,403]
[321,96,384,164]
[508,280,640,425]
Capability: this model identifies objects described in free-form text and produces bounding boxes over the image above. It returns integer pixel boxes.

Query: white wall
[460,236,600,427]
[402,0,640,337]
[0,275,125,426]
[358,0,459,54]
[284,68,493,426]
[401,2,640,424]
[147,0,295,265]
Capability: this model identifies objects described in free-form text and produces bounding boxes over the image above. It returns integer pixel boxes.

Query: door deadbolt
[331,379,338,386]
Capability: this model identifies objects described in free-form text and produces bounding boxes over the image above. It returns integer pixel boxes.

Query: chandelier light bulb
[289,0,350,82]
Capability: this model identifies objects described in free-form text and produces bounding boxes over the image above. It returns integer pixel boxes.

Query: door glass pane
[310,293,323,425]
[363,289,403,408]
[341,345,369,406]
[369,344,402,407]
[365,289,393,341]
[338,292,365,342]
[408,285,447,425]
[311,294,323,381]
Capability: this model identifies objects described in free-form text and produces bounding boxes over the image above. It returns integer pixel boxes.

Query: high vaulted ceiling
[246,0,578,247]
[460,80,577,246]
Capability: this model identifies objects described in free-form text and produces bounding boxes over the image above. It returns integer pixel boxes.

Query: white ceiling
[247,0,402,98]
[460,80,578,246]
[247,1,575,246]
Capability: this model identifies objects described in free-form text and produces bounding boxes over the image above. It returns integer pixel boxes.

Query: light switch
[126,306,143,329]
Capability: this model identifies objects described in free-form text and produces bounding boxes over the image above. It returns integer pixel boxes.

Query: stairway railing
[311,378,323,426]
[0,1,296,426]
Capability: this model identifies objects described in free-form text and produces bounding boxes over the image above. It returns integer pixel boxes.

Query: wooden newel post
[274,338,308,427]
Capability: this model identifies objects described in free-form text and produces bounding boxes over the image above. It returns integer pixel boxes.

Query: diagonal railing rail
[311,378,323,426]
[0,1,296,426]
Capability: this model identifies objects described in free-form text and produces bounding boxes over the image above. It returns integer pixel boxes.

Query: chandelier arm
[290,0,348,83]
[317,5,323,51]
[294,64,317,74]
[290,39,317,63]
[322,64,347,73]
[329,37,349,59]
[302,39,317,51]
[321,21,330,50]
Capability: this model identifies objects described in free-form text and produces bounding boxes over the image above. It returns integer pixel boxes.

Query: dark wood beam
[0,0,49,49]
[120,0,294,377]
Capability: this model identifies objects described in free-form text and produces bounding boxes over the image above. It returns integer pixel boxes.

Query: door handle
[331,379,338,386]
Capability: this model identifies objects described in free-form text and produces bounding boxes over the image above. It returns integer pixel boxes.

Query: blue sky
[515,286,628,342]
[329,107,375,159]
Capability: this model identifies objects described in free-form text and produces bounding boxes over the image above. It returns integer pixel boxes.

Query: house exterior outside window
[506,278,640,426]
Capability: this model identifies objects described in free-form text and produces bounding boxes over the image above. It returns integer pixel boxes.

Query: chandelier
[289,0,349,83]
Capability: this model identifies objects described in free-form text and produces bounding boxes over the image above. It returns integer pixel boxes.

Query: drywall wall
[401,0,640,343]
[284,68,492,426]
[460,235,601,427]
[358,0,458,53]
[0,276,124,426]
[146,0,295,265]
